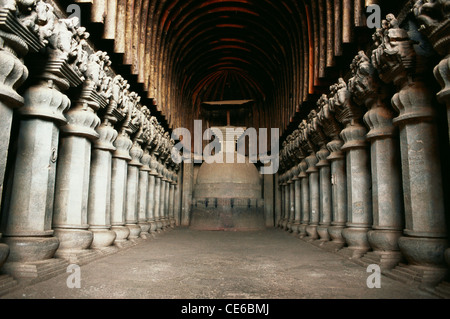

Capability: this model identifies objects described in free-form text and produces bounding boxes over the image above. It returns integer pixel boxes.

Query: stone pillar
[174,168,182,226]
[147,166,157,234]
[153,166,162,231]
[169,172,176,229]
[298,161,310,239]
[88,75,128,250]
[327,139,347,249]
[125,139,144,240]
[316,147,332,243]
[1,61,76,277]
[282,174,289,230]
[0,2,49,279]
[305,153,320,241]
[349,51,404,269]
[263,170,275,228]
[317,94,347,250]
[287,170,295,233]
[292,166,301,235]
[52,87,101,262]
[159,166,167,230]
[138,147,151,238]
[274,173,281,227]
[165,170,172,229]
[329,78,372,259]
[87,121,118,250]
[278,174,285,228]
[111,132,132,245]
[414,0,450,273]
[53,50,114,262]
[308,110,332,243]
[181,159,194,226]
[372,15,448,285]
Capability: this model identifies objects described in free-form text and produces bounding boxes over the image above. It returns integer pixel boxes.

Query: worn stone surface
[0,229,436,299]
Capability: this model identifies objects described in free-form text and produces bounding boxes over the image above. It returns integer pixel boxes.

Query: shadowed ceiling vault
[74,0,377,136]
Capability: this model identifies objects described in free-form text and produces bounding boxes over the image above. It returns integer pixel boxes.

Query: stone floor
[0,228,437,299]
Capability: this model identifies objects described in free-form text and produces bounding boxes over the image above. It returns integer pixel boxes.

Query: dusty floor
[0,228,436,299]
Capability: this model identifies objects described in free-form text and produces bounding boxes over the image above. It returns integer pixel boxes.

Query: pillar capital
[413,0,450,57]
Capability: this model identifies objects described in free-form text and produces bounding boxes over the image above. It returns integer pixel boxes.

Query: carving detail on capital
[349,51,388,107]
[371,14,417,87]
[93,122,118,151]
[413,0,450,56]
[363,106,396,140]
[391,81,436,125]
[113,132,133,161]
[305,153,319,173]
[326,139,345,161]
[19,81,70,124]
[317,94,342,140]
[298,160,309,178]
[434,55,450,104]
[329,78,365,126]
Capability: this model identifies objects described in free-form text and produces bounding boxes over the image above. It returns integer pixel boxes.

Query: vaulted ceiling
[74,0,387,136]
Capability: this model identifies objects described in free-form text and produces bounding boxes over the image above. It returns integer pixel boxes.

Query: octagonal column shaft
[298,161,310,238]
[288,179,295,232]
[110,133,132,244]
[1,79,70,270]
[53,101,103,257]
[341,122,373,258]
[87,123,118,249]
[0,21,32,271]
[159,177,167,229]
[283,181,289,230]
[125,143,143,239]
[305,154,319,240]
[327,139,347,249]
[138,155,151,238]
[292,178,301,235]
[169,182,176,228]
[364,104,404,269]
[340,123,372,258]
[392,81,448,284]
[147,173,157,233]
[164,178,171,228]
[153,175,162,231]
[317,148,332,242]
[278,181,285,228]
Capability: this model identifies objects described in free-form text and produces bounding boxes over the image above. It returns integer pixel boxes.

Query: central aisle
[1,229,435,299]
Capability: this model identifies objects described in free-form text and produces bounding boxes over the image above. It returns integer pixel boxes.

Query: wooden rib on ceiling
[76,0,369,135]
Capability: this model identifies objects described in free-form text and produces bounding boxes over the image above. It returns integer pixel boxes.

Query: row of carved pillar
[0,0,179,279]
[278,12,450,287]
